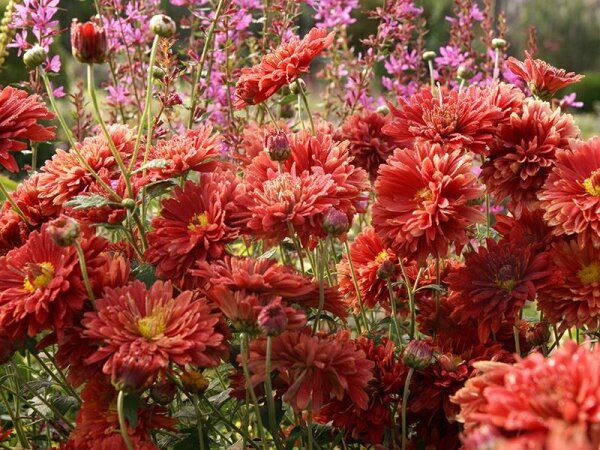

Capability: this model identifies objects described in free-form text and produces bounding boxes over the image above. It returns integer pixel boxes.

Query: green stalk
[312,241,327,335]
[0,382,29,449]
[241,333,268,449]
[74,240,96,307]
[265,336,283,449]
[401,368,415,450]
[191,395,206,450]
[387,279,402,342]
[343,240,368,333]
[0,181,29,224]
[117,390,135,450]
[296,80,315,135]
[399,258,417,339]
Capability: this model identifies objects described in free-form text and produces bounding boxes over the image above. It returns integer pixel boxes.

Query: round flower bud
[111,353,155,393]
[403,340,433,370]
[150,15,176,38]
[376,104,390,115]
[322,208,350,237]
[290,78,306,95]
[152,66,166,80]
[23,45,47,70]
[376,259,396,280]
[150,378,177,405]
[71,19,108,64]
[457,65,473,80]
[491,38,507,49]
[526,322,550,347]
[422,51,436,61]
[121,198,136,210]
[258,302,288,336]
[47,216,81,247]
[265,130,291,162]
[180,369,209,394]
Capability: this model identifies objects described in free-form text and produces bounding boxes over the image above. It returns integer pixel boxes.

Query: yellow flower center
[496,264,516,291]
[23,262,55,293]
[374,250,388,264]
[137,315,167,339]
[583,170,600,197]
[578,262,600,285]
[188,212,209,232]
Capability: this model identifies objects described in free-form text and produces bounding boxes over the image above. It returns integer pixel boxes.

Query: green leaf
[132,262,157,288]
[64,194,113,210]
[285,425,306,450]
[123,393,143,429]
[132,159,171,174]
[0,175,18,193]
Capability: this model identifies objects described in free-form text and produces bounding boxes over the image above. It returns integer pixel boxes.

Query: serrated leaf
[65,194,113,210]
[123,393,143,429]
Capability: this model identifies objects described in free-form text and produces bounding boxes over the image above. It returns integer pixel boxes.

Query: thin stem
[31,143,38,172]
[493,47,501,81]
[427,60,435,90]
[306,405,314,450]
[265,336,283,449]
[241,333,268,449]
[485,193,491,239]
[287,222,305,274]
[343,240,368,334]
[312,240,327,335]
[34,351,82,404]
[262,103,280,131]
[399,258,417,339]
[0,382,29,449]
[188,0,227,128]
[117,391,135,450]
[387,279,402,342]
[296,80,315,135]
[74,240,96,307]
[401,368,415,450]
[191,395,206,450]
[0,181,29,225]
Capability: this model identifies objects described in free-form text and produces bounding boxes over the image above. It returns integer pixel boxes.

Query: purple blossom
[435,45,468,70]
[307,0,359,28]
[559,93,583,109]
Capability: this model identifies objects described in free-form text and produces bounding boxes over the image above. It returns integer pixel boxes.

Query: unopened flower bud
[403,340,433,370]
[376,259,396,280]
[258,302,288,336]
[150,15,176,38]
[180,369,209,394]
[422,51,436,61]
[150,378,177,405]
[526,322,549,346]
[290,78,306,95]
[437,353,460,372]
[322,208,350,237]
[265,130,291,162]
[23,45,47,70]
[152,66,166,79]
[47,216,80,247]
[457,65,473,80]
[376,104,390,115]
[111,353,154,393]
[491,38,507,49]
[71,19,108,64]
[121,198,136,210]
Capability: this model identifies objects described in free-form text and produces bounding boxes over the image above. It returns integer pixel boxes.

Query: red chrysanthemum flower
[145,171,241,281]
[382,86,503,155]
[453,341,600,450]
[539,137,600,249]
[82,280,229,386]
[247,329,374,412]
[0,207,28,255]
[482,81,526,124]
[373,142,483,262]
[537,239,600,330]
[494,209,555,252]
[234,28,334,108]
[11,173,61,227]
[481,99,579,216]
[63,377,173,449]
[0,86,55,172]
[234,128,368,246]
[334,111,397,182]
[506,51,585,99]
[0,224,107,340]
[315,337,406,445]
[149,125,221,179]
[448,236,554,342]
[191,256,347,319]
[235,121,291,165]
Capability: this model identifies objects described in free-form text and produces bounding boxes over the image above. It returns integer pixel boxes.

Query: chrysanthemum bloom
[191,256,347,319]
[448,236,554,342]
[83,281,228,386]
[494,209,555,252]
[145,171,241,281]
[373,142,483,262]
[0,86,55,172]
[539,137,600,248]
[234,128,369,245]
[63,377,173,449]
[537,239,600,330]
[481,99,579,216]
[149,125,221,179]
[247,329,374,412]
[483,81,526,124]
[382,86,503,155]
[334,111,397,182]
[11,173,60,227]
[0,225,107,340]
[452,341,600,449]
[507,51,584,100]
[235,121,291,165]
[315,337,406,445]
[234,28,334,108]
[0,207,29,255]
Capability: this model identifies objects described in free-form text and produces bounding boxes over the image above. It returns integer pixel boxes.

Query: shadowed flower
[0,224,107,340]
[334,111,396,182]
[383,86,503,155]
[82,280,229,386]
[539,137,600,249]
[373,142,483,262]
[235,28,334,108]
[452,341,600,449]
[145,171,241,281]
[0,86,55,172]
[247,329,374,412]
[481,99,578,216]
[506,51,584,99]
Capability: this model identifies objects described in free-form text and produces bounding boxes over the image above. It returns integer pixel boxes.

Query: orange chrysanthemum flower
[507,51,584,99]
[373,142,483,262]
[539,137,600,248]
[235,28,334,108]
[0,86,55,172]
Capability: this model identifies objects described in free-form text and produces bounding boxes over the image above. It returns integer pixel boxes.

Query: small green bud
[422,51,436,61]
[150,15,176,38]
[23,45,47,70]
[491,38,507,49]
[457,65,473,80]
[121,198,136,210]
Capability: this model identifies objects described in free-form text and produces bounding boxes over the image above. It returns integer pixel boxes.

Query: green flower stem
[117,390,135,450]
[312,241,327,335]
[287,222,305,274]
[35,351,82,405]
[401,367,415,450]
[296,80,315,135]
[265,336,283,449]
[493,47,501,81]
[262,103,281,131]
[485,192,491,238]
[399,258,417,339]
[343,240,368,334]
[427,60,435,90]
[241,333,268,449]
[74,240,96,307]
[0,181,29,225]
[39,68,121,202]
[0,380,29,449]
[87,64,133,199]
[387,279,402,342]
[306,405,314,450]
[191,395,206,450]
[188,0,226,129]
